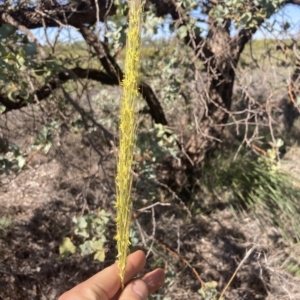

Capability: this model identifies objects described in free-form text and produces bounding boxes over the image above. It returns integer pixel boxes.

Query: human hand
[59,250,165,300]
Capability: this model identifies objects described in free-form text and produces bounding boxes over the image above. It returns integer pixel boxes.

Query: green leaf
[59,237,76,259]
[0,216,12,228]
[205,281,218,288]
[24,42,37,56]
[74,228,90,238]
[93,239,105,250]
[0,44,7,56]
[73,216,89,238]
[5,53,16,61]
[275,138,284,148]
[16,54,27,70]
[97,209,111,224]
[282,22,290,30]
[78,216,88,228]
[94,249,106,262]
[240,12,252,25]
[0,24,16,39]
[16,155,26,169]
[43,141,52,154]
[7,90,17,102]
[177,25,188,39]
[194,26,202,36]
[33,67,46,77]
[0,104,6,114]
[79,240,94,256]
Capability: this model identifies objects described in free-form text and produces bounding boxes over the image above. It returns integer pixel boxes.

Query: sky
[32,3,300,45]
[253,3,300,39]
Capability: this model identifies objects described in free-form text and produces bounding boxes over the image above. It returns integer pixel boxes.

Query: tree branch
[61,86,114,143]
[79,25,123,80]
[79,25,168,125]
[1,12,47,59]
[286,0,300,4]
[0,0,116,29]
[231,0,300,61]
[231,27,257,62]
[0,66,168,130]
[0,0,179,30]
[0,0,212,62]
[149,0,213,61]
[0,67,117,113]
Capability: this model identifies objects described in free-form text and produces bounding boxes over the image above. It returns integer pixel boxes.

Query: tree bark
[0,1,116,29]
[183,19,236,164]
[0,67,117,113]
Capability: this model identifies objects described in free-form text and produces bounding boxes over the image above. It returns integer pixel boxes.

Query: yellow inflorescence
[115,0,143,287]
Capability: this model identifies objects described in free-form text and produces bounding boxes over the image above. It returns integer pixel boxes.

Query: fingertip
[119,279,148,300]
[128,250,146,264]
[142,268,165,293]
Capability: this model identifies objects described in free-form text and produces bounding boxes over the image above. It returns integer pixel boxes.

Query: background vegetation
[0,0,300,299]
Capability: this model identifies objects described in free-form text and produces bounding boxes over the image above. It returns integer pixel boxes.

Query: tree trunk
[157,23,238,201]
[185,22,235,165]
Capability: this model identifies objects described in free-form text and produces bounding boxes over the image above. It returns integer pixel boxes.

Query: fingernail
[143,269,165,289]
[132,279,148,300]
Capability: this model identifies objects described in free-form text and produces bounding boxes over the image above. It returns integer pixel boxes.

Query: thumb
[119,279,148,300]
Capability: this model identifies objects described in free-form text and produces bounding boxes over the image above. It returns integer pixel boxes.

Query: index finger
[59,250,146,300]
